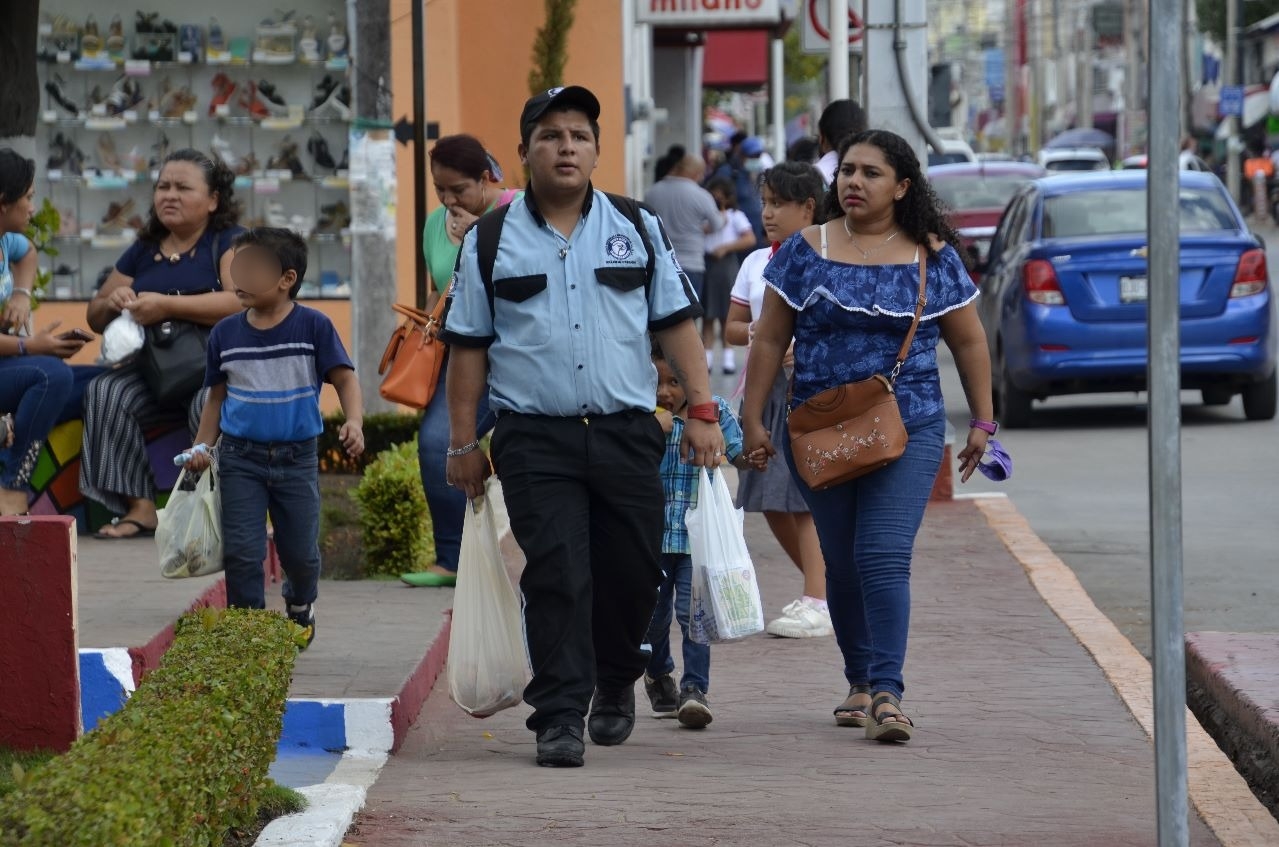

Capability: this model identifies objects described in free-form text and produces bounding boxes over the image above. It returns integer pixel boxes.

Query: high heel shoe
[257,79,289,110]
[326,13,348,58]
[208,72,237,116]
[309,82,350,120]
[298,16,321,62]
[81,14,102,53]
[97,134,122,172]
[307,131,336,170]
[267,135,308,179]
[45,74,80,117]
[106,14,125,53]
[308,75,339,111]
[239,82,274,121]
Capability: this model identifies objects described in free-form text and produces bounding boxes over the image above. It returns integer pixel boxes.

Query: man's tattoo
[670,359,690,387]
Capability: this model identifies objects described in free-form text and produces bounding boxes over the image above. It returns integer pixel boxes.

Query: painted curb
[975,496,1279,847]
[255,752,389,846]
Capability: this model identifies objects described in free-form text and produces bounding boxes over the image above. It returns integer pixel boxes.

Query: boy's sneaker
[286,603,316,650]
[765,598,834,639]
[677,685,713,729]
[644,672,679,718]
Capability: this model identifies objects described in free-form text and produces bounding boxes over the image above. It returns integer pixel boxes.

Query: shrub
[0,608,299,847]
[318,411,422,474]
[352,441,431,577]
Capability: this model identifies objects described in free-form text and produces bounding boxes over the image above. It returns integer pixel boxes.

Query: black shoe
[587,686,636,746]
[677,685,713,729]
[286,603,316,650]
[535,725,584,767]
[644,672,679,718]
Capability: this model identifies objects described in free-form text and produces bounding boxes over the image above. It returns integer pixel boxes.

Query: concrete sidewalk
[345,498,1231,847]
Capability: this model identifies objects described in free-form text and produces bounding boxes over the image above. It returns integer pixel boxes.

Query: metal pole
[412,0,428,310]
[1147,0,1189,840]
[771,30,786,162]
[829,0,850,101]
[1226,0,1240,203]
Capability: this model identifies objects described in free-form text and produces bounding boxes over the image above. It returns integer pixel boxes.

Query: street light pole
[1226,0,1241,203]
[1148,0,1189,841]
[829,0,850,101]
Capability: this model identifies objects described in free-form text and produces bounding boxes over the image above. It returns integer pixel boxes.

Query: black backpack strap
[472,203,512,319]
[604,193,657,293]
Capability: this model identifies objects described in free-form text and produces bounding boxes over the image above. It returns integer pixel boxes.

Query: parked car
[1037,147,1110,172]
[929,161,1046,281]
[977,170,1276,426]
[1119,153,1211,171]
[928,137,977,166]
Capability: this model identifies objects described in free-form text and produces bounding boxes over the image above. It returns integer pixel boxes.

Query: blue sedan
[978,170,1276,426]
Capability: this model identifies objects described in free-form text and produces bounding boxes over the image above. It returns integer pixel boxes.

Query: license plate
[1120,275,1148,303]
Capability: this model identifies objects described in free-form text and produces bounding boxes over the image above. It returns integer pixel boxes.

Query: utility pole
[1076,6,1093,130]
[1226,0,1241,203]
[829,0,849,101]
[864,0,936,161]
[349,0,397,415]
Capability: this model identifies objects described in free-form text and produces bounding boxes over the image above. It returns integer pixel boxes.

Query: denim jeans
[644,552,711,693]
[786,410,946,700]
[217,435,321,610]
[0,355,74,491]
[417,366,496,572]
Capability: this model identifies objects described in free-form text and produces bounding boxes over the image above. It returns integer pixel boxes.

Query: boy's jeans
[644,552,710,692]
[218,435,321,610]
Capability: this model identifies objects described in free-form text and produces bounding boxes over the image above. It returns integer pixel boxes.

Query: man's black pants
[491,410,665,733]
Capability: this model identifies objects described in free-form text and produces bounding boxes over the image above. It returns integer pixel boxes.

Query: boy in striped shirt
[185,227,364,646]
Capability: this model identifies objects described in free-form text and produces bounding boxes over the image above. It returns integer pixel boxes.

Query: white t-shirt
[729,246,774,320]
[816,150,838,186]
[705,209,753,254]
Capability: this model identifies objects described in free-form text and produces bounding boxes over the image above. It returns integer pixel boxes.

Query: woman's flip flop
[94,518,157,540]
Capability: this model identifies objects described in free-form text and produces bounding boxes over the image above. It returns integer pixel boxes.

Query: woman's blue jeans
[0,355,75,491]
[417,365,496,573]
[786,410,946,700]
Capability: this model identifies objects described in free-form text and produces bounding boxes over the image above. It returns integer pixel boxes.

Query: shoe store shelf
[35,3,354,303]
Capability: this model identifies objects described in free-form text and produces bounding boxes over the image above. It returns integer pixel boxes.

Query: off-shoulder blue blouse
[763,232,978,423]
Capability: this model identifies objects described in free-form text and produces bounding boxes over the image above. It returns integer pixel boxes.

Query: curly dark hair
[762,161,827,225]
[822,129,962,260]
[139,148,242,244]
[0,148,36,210]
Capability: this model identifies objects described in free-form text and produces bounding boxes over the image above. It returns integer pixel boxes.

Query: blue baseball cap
[741,136,765,157]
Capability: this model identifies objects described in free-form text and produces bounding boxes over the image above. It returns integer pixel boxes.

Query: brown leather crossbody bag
[787,252,928,491]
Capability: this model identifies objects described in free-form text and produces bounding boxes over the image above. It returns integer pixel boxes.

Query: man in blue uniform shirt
[441,85,725,768]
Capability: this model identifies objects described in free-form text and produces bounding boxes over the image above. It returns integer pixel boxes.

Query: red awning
[702,30,769,88]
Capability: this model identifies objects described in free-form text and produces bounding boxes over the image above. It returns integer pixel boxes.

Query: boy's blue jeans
[644,552,710,693]
[0,355,74,490]
[218,435,321,610]
[786,410,946,700]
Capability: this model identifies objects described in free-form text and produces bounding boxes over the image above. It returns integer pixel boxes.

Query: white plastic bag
[447,476,530,717]
[100,310,145,366]
[156,464,223,579]
[686,468,765,644]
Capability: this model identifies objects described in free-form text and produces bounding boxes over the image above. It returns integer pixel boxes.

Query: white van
[1037,147,1110,172]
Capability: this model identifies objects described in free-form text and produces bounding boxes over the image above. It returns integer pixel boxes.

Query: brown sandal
[866,693,914,743]
[834,684,872,727]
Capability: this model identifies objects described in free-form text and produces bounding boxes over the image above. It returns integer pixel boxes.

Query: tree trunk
[0,0,41,153]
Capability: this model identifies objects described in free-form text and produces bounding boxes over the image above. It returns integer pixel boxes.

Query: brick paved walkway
[347,499,1221,847]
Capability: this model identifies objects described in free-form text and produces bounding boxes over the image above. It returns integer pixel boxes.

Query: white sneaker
[722,349,737,374]
[765,598,834,638]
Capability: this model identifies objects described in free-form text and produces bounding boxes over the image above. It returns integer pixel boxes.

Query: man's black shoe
[587,686,636,746]
[535,725,584,767]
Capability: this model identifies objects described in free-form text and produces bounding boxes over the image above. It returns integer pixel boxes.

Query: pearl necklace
[844,216,900,259]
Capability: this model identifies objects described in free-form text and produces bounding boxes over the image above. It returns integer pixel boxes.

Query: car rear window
[928,152,972,166]
[933,175,1032,210]
[1044,159,1106,171]
[1042,187,1237,237]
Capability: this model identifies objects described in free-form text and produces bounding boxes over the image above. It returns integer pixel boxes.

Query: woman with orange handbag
[740,130,995,743]
[403,135,518,587]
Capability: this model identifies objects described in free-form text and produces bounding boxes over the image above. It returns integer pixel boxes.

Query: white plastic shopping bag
[448,476,530,717]
[156,464,223,579]
[686,468,765,644]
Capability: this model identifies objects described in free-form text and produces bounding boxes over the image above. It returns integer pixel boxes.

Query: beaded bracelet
[445,440,480,458]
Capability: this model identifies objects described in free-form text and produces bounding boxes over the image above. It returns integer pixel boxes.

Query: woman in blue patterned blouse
[740,129,996,743]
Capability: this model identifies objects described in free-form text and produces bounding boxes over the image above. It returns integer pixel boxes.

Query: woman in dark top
[81,148,245,538]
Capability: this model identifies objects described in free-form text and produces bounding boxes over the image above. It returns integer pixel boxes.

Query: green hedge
[0,608,300,847]
[318,411,422,474]
[353,441,432,577]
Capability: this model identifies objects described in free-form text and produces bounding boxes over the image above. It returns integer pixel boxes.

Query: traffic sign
[1219,85,1244,118]
[801,0,864,55]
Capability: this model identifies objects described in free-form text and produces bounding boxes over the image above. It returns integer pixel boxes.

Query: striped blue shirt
[204,305,354,443]
[661,396,744,554]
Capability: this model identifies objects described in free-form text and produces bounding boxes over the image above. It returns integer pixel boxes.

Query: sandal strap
[870,693,914,727]
[834,685,873,715]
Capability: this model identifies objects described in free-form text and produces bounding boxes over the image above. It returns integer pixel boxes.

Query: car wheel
[1242,372,1277,421]
[999,357,1034,428]
[1201,386,1233,406]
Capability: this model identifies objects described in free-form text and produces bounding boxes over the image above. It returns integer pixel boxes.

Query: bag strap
[393,298,446,326]
[889,251,928,383]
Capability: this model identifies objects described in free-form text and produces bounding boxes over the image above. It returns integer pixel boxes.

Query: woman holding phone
[0,148,88,515]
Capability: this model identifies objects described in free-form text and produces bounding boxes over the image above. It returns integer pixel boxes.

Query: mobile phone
[59,328,95,342]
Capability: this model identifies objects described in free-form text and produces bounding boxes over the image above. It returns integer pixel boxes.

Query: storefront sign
[637,0,780,28]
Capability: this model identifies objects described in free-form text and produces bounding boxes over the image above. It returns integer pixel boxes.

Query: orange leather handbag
[787,254,928,491]
[378,299,448,409]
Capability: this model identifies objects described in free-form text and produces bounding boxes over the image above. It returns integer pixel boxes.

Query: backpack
[471,191,658,316]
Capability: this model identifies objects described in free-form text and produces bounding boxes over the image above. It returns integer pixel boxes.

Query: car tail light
[1024,259,1066,305]
[1231,248,1268,298]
